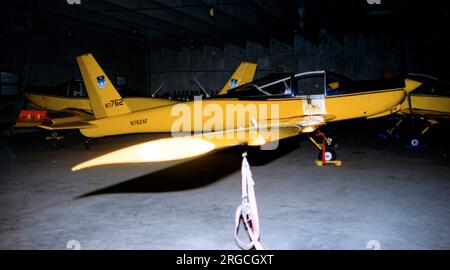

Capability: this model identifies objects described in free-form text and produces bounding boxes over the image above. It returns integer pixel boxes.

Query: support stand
[309,131,342,167]
[234,152,263,250]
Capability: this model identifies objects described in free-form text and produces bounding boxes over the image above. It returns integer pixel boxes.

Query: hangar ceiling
[1,0,449,50]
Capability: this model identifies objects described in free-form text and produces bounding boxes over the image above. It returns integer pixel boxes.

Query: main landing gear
[406,118,438,148]
[45,131,64,141]
[382,115,438,148]
[308,131,342,167]
[83,137,94,150]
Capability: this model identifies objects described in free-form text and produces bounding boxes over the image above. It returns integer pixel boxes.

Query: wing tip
[72,162,91,171]
[71,165,82,172]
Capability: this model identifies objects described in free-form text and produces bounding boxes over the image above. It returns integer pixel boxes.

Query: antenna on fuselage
[193,77,211,98]
[151,83,166,97]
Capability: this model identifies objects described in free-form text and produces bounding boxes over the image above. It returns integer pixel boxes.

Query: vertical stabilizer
[218,62,257,95]
[77,54,131,119]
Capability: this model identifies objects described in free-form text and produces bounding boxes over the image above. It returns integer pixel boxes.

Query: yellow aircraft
[17,55,257,129]
[383,73,450,147]
[64,54,421,171]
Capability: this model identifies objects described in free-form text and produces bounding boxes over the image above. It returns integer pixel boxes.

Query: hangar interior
[0,0,450,250]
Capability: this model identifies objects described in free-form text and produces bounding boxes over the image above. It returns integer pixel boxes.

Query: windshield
[227,71,328,99]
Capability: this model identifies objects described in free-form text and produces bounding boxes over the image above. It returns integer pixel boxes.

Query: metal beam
[150,0,259,47]
[51,0,214,49]
[203,0,293,45]
[252,0,297,27]
[7,0,184,50]
[102,0,247,48]
[155,0,269,46]
[97,0,226,48]
[51,0,203,49]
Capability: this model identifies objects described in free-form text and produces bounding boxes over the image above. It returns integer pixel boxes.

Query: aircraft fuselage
[80,88,405,138]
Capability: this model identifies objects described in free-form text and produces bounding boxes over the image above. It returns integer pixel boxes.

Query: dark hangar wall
[0,0,449,97]
[1,28,447,97]
[0,24,152,94]
[151,32,448,96]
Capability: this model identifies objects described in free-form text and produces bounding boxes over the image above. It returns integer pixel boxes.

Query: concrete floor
[1,122,449,250]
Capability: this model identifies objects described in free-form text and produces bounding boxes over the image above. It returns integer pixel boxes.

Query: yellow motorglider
[58,54,421,170]
[16,55,257,129]
[383,73,450,147]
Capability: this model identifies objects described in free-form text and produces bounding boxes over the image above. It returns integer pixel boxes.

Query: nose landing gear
[308,131,342,167]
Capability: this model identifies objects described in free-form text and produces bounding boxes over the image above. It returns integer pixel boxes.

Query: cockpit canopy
[225,71,344,99]
[224,70,406,100]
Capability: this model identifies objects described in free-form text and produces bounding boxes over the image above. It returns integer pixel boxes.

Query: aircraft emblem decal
[97,76,106,89]
[230,79,238,88]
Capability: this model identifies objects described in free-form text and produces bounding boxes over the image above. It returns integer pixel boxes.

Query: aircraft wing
[71,112,336,171]
[72,125,303,171]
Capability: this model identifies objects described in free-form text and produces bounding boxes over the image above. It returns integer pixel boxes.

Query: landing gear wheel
[410,138,420,147]
[318,148,337,161]
[378,131,388,140]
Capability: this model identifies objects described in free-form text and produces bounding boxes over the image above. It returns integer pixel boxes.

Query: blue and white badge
[230,79,238,88]
[97,75,106,89]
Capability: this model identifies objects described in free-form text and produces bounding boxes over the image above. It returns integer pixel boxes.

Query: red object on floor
[321,138,326,165]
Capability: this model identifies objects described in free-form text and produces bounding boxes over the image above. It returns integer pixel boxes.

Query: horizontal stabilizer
[38,121,96,130]
[15,122,42,128]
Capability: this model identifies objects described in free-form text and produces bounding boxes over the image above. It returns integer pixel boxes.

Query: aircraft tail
[76,54,131,119]
[404,78,422,94]
[217,62,257,95]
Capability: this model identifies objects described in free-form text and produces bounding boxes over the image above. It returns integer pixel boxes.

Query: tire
[318,148,337,161]
[410,138,420,147]
[378,132,388,140]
